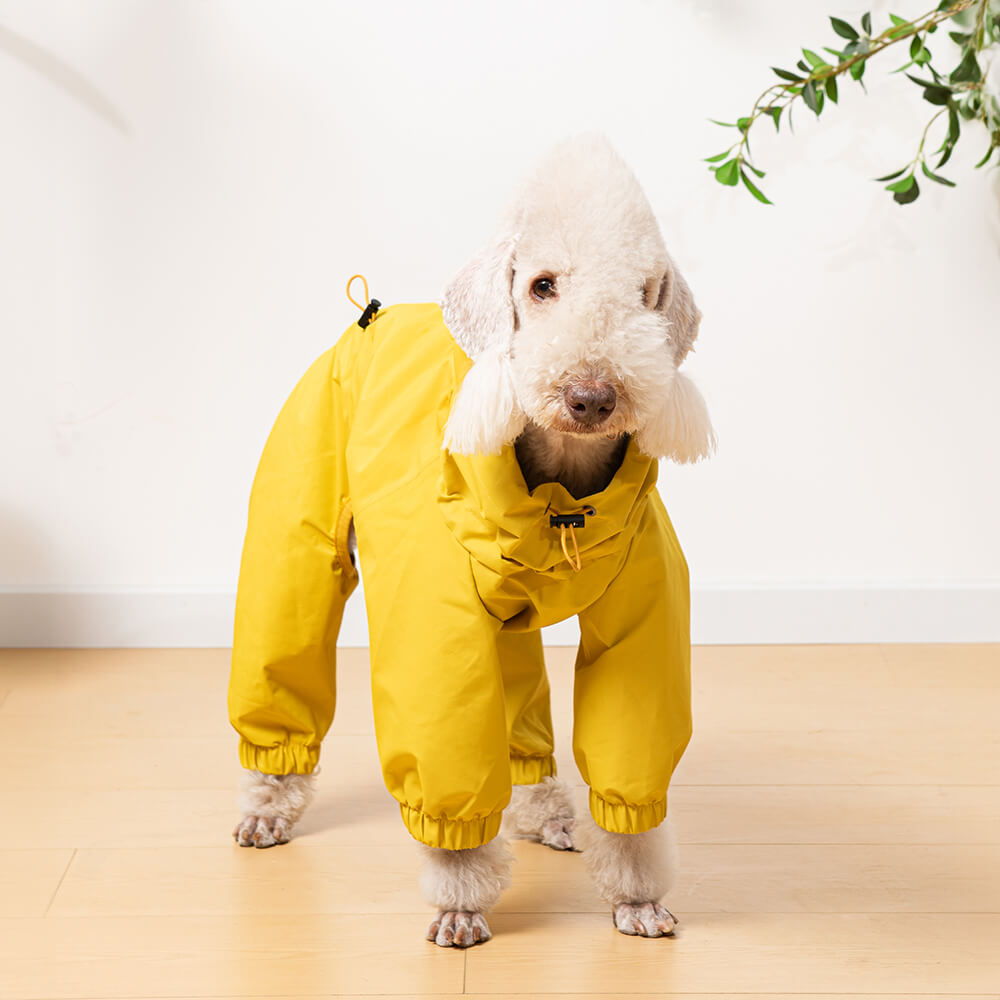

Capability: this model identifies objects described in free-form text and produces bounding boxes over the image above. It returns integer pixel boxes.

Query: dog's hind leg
[498,631,576,849]
[420,838,513,947]
[502,777,577,850]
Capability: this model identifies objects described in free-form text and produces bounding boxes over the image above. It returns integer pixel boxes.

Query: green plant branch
[708,0,1000,204]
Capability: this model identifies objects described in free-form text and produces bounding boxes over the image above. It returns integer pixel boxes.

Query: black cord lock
[358,298,381,329]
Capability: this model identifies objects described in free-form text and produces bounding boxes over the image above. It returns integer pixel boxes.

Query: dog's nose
[564,381,617,426]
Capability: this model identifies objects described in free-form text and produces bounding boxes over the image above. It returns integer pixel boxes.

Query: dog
[228,134,714,948]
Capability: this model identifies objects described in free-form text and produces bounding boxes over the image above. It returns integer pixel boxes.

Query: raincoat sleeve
[573,493,693,834]
[227,343,360,775]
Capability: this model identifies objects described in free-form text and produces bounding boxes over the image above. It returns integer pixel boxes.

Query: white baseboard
[0,584,997,648]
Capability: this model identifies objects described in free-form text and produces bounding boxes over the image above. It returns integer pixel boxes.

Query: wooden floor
[0,644,998,1000]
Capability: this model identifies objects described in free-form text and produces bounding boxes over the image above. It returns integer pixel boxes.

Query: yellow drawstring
[346,274,370,312]
[559,522,582,572]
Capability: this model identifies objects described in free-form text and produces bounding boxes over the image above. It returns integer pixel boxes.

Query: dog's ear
[637,370,716,464]
[441,238,518,360]
[440,238,526,455]
[641,259,716,463]
[655,259,701,366]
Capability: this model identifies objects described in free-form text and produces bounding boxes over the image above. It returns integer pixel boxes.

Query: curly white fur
[440,134,714,463]
[576,811,678,907]
[418,837,514,912]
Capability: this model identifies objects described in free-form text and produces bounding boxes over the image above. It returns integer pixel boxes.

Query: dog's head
[441,135,715,463]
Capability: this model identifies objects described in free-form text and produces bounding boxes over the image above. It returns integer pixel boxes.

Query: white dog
[229,134,714,948]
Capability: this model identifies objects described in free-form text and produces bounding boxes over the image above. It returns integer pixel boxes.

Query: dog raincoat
[228,303,692,850]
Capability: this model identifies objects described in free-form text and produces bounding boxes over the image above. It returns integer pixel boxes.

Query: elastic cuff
[238,738,319,775]
[400,803,503,850]
[509,754,557,785]
[589,789,666,834]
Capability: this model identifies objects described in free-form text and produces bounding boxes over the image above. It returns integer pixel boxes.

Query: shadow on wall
[0,22,130,134]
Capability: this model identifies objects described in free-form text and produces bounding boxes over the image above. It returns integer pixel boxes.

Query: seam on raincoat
[588,789,667,835]
[399,803,504,850]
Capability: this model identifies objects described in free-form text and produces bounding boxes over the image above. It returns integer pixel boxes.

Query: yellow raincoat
[228,303,692,850]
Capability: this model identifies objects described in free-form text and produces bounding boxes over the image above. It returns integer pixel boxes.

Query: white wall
[1,0,998,645]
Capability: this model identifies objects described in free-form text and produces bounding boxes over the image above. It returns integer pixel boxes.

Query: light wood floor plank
[0,849,74,918]
[465,912,1000,994]
[0,915,464,1000]
[45,840,1000,918]
[7,781,996,851]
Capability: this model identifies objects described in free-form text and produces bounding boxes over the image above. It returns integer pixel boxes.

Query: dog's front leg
[579,813,679,937]
[419,838,513,947]
[233,769,316,848]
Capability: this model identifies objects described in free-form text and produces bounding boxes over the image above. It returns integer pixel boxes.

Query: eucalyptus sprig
[708,0,1000,204]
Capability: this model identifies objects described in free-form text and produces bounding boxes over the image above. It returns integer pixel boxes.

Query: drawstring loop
[346,274,381,328]
[559,522,582,572]
[549,505,596,573]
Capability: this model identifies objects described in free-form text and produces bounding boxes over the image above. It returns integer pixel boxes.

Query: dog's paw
[539,817,576,851]
[426,910,492,948]
[613,902,678,937]
[233,815,291,849]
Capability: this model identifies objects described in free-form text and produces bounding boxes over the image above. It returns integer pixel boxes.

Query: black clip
[549,505,596,529]
[358,298,381,329]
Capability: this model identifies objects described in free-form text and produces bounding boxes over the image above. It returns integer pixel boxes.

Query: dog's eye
[530,276,557,302]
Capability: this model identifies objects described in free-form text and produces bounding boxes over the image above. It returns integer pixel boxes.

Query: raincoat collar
[439,436,659,574]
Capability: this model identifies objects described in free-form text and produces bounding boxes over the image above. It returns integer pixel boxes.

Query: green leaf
[704,151,732,163]
[802,48,826,69]
[823,46,845,60]
[737,116,752,132]
[874,167,908,181]
[830,16,859,40]
[949,31,971,44]
[922,84,953,106]
[765,105,782,131]
[714,159,740,186]
[886,174,915,192]
[797,59,812,73]
[825,76,839,103]
[743,161,766,178]
[710,119,738,128]
[974,142,997,168]
[910,36,923,59]
[893,176,920,204]
[850,59,867,81]
[772,66,804,82]
[740,169,773,204]
[914,47,931,65]
[947,105,960,145]
[803,80,820,114]
[920,160,956,185]
[889,13,908,26]
[861,11,872,34]
[937,142,956,167]
[905,73,941,88]
[950,49,982,84]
